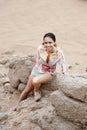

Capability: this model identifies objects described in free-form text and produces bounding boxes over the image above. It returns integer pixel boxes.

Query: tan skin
[12,37,60,111]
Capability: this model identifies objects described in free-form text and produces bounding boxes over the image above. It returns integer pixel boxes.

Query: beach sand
[0,0,87,74]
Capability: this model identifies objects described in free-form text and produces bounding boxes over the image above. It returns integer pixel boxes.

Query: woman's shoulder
[56,47,64,56]
[56,47,62,52]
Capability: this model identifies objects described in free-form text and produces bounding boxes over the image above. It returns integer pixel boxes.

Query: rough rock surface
[0,55,87,130]
[8,55,35,89]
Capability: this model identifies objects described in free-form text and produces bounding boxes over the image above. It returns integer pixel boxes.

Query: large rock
[58,74,87,103]
[8,55,87,129]
[8,55,35,89]
[50,74,87,125]
[3,98,81,130]
[50,90,87,124]
[29,100,80,130]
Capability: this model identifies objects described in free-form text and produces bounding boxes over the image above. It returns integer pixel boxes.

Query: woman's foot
[34,90,41,102]
[10,105,18,111]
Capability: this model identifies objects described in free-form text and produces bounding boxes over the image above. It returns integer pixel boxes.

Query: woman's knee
[32,77,40,86]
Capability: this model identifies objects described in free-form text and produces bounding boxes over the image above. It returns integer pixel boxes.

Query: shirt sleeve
[36,45,44,62]
[58,48,66,73]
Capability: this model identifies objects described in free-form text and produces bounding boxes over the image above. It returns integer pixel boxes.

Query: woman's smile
[43,37,54,52]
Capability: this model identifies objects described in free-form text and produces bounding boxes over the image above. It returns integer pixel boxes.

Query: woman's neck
[46,47,56,54]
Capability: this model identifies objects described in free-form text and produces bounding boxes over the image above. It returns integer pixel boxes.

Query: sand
[0,0,87,74]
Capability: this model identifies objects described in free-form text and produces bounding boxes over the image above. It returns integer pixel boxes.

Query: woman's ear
[42,42,44,45]
[54,43,57,47]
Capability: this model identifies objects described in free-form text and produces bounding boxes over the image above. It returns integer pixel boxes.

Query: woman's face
[43,37,55,52]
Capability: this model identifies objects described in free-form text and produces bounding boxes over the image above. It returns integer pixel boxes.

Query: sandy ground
[0,0,87,74]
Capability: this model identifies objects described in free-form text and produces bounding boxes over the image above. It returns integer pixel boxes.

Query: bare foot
[10,105,18,111]
[34,91,41,102]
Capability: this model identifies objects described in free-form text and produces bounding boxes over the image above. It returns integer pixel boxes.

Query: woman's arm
[58,48,66,74]
[36,45,41,62]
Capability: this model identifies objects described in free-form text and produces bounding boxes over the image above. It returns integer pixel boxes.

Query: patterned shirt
[33,45,66,75]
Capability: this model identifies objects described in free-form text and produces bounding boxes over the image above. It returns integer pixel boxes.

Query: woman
[13,32,66,110]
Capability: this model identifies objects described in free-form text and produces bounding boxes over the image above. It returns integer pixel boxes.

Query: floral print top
[33,45,66,75]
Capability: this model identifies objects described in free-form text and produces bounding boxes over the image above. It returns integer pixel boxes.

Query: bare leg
[33,73,53,91]
[18,74,34,102]
[12,74,35,110]
[32,74,53,101]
